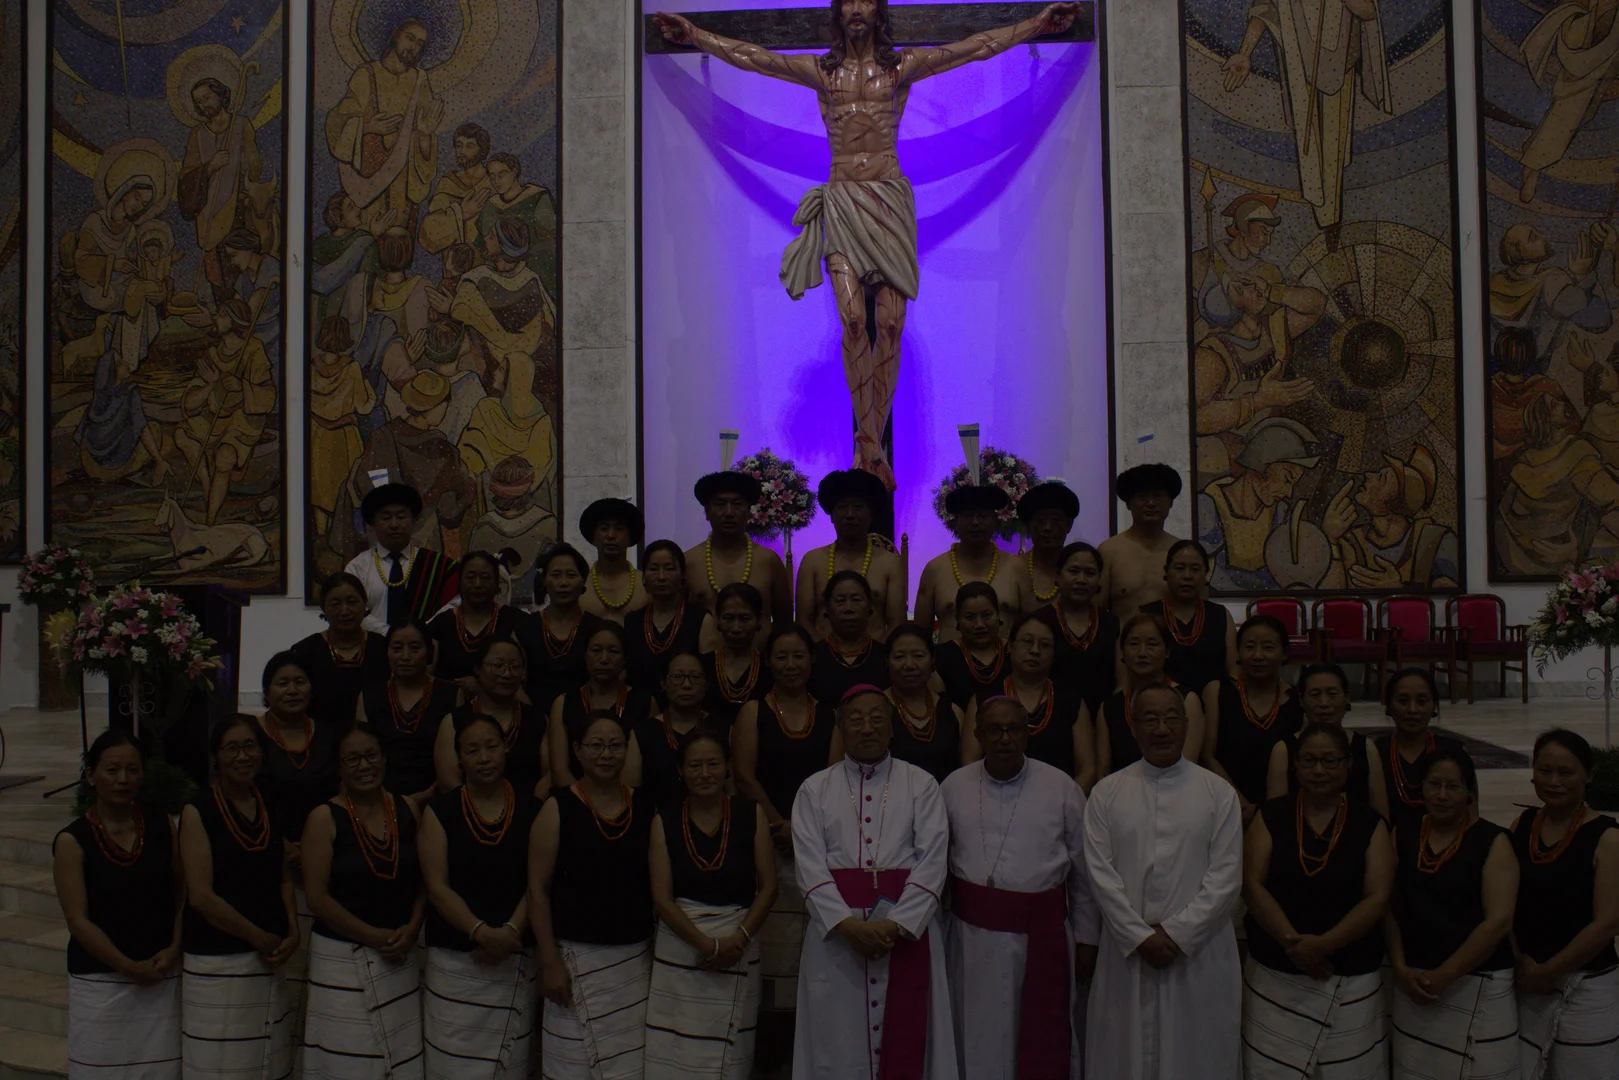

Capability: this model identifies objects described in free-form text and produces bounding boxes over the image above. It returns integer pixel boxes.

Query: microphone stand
[41,547,208,799]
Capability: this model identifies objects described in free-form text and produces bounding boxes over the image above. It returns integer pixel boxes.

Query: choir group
[50,466,1619,1080]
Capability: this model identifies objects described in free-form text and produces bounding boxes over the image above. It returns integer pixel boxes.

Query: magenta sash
[830,868,930,1080]
[950,876,1071,1080]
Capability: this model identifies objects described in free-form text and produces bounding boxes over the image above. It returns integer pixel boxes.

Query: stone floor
[0,692,1613,1078]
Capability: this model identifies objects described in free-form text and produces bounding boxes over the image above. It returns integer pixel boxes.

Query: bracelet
[470,919,486,941]
[503,922,520,937]
[738,925,753,943]
[711,938,721,959]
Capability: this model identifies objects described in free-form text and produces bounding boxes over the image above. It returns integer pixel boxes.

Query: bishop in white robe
[791,685,955,1079]
[943,696,1099,1080]
[1083,681,1243,1080]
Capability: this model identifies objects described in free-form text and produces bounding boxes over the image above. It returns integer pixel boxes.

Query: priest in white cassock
[944,696,1099,1080]
[1083,680,1243,1080]
[791,684,955,1079]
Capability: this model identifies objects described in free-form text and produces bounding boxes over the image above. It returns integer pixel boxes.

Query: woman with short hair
[550,621,655,788]
[438,636,549,799]
[702,583,774,724]
[626,650,713,807]
[934,582,1007,709]
[644,731,777,1078]
[529,712,656,1080]
[54,730,184,1079]
[963,611,1094,788]
[419,714,544,1079]
[624,540,712,692]
[300,724,425,1078]
[1040,541,1117,707]
[881,622,963,783]
[1377,668,1470,839]
[360,618,456,804]
[1206,615,1295,823]
[1138,540,1236,696]
[1243,722,1394,1080]
[291,571,389,725]
[178,715,298,1079]
[1092,614,1207,781]
[810,571,890,705]
[1513,728,1619,1080]
[1386,749,1519,1078]
[516,544,596,715]
[1266,662,1390,821]
[427,550,526,691]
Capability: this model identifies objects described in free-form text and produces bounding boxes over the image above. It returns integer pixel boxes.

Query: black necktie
[385,553,408,626]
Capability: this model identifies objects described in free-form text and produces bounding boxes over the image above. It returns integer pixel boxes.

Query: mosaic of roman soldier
[1478,0,1619,582]
[1183,0,1466,594]
[46,0,287,588]
[0,0,23,561]
[305,0,560,596]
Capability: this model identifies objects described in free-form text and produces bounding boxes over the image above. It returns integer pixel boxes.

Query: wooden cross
[644,2,1095,54]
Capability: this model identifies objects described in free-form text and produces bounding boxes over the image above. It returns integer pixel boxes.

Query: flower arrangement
[17,542,95,613]
[735,448,816,541]
[932,446,1040,540]
[1527,562,1619,673]
[65,586,219,685]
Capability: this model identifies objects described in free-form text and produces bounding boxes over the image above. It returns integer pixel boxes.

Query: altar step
[0,838,68,1079]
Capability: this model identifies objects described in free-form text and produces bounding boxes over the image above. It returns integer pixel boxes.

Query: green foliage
[1592,748,1619,812]
[73,758,199,817]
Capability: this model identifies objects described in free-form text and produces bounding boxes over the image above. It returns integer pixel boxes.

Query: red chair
[1245,597,1320,664]
[1313,597,1385,696]
[1378,595,1457,703]
[1447,594,1529,703]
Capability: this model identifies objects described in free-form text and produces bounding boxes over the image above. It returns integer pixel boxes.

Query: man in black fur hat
[1100,464,1184,618]
[684,470,792,627]
[344,481,462,631]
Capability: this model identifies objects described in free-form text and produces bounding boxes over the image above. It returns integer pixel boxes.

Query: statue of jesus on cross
[655,0,1080,491]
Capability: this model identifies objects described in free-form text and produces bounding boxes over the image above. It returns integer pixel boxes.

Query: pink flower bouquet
[66,585,220,686]
[17,542,95,614]
[1529,562,1619,672]
[932,447,1040,540]
[736,448,816,541]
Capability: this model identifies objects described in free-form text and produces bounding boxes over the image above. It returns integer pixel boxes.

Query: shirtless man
[797,469,907,638]
[577,498,647,624]
[1099,463,1184,618]
[915,485,1023,641]
[684,471,792,628]
[1013,481,1080,615]
[654,0,1081,487]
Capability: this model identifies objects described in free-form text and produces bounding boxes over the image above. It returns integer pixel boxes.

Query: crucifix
[649,2,1094,494]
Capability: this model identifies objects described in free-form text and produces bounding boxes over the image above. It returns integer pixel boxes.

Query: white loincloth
[181,951,296,1079]
[1243,961,1388,1079]
[422,946,535,1080]
[67,970,181,1079]
[780,178,920,301]
[1518,964,1619,1080]
[1390,969,1518,1080]
[644,900,762,1079]
[540,939,653,1080]
[300,933,423,1079]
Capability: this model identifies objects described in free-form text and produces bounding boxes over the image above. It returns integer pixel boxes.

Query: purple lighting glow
[639,0,1110,598]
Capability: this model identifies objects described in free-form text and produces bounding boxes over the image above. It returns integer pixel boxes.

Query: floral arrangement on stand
[932,446,1040,541]
[1526,563,1619,673]
[736,448,816,542]
[65,585,219,686]
[17,542,97,709]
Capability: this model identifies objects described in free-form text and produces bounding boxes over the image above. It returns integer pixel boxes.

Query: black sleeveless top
[362,678,458,796]
[1247,795,1386,976]
[624,602,708,692]
[666,796,760,908]
[1102,684,1195,774]
[561,684,655,780]
[1212,680,1295,806]
[450,701,547,797]
[754,696,838,819]
[184,789,288,955]
[551,787,655,945]
[1395,818,1512,972]
[59,807,176,974]
[809,638,891,707]
[974,681,1083,779]
[426,605,527,683]
[514,610,597,715]
[1512,810,1619,969]
[426,786,542,951]
[1041,603,1119,710]
[314,792,421,942]
[1140,600,1227,696]
[1279,729,1373,806]
[291,631,389,729]
[631,713,728,810]
[701,651,774,725]
[889,695,962,784]
[936,639,1009,711]
[1377,733,1469,838]
[255,717,340,841]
